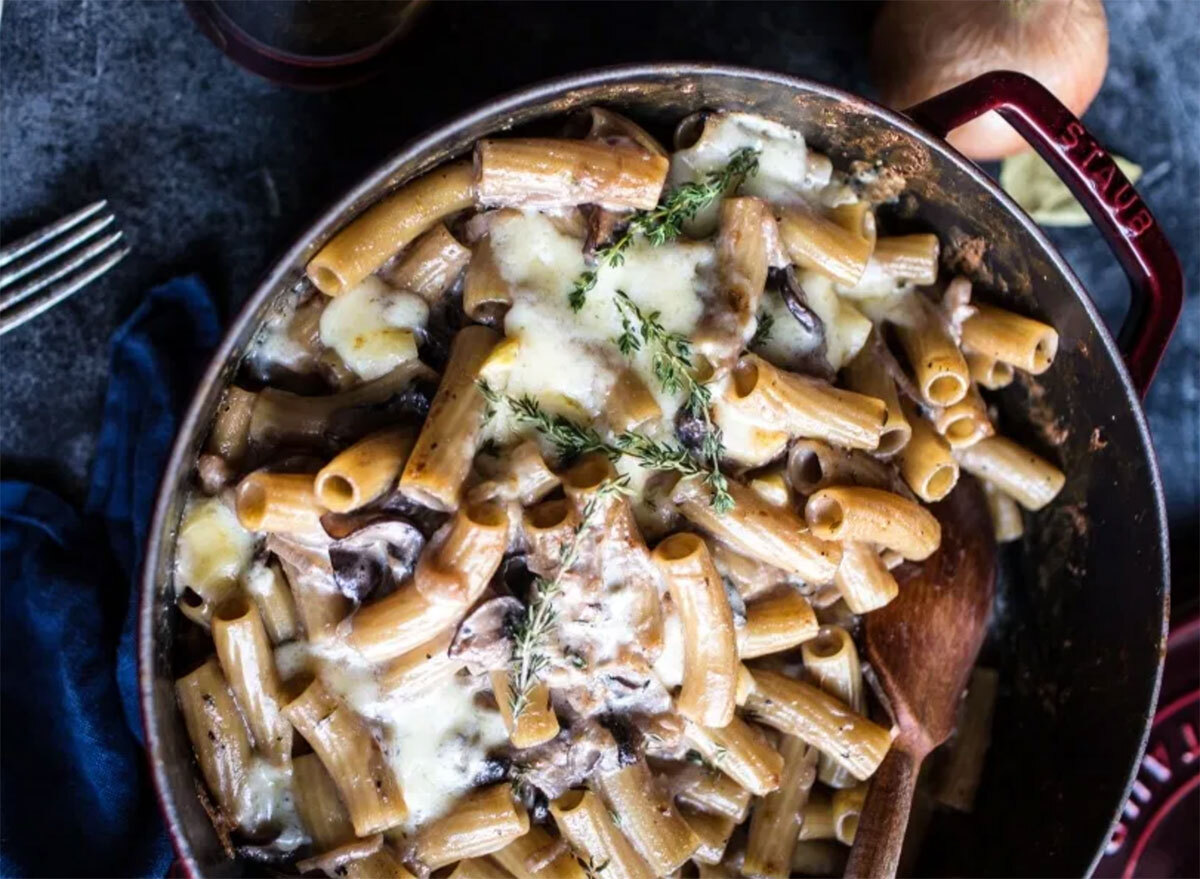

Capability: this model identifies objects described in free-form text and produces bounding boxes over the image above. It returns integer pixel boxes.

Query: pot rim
[137,61,1168,876]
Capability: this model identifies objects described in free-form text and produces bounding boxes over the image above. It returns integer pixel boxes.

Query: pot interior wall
[143,69,1166,877]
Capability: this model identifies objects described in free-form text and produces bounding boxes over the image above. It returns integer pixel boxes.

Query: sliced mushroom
[449,596,522,673]
[326,517,425,602]
[509,720,621,801]
[778,267,836,381]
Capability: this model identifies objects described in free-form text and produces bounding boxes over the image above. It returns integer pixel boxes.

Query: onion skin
[870,0,1109,160]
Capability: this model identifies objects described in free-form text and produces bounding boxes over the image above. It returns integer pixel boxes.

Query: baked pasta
[171,107,1065,877]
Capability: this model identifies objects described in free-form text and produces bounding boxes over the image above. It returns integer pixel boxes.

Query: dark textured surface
[1,0,1196,604]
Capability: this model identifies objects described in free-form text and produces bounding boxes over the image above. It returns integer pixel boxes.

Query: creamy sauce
[174,496,254,596]
[319,276,428,380]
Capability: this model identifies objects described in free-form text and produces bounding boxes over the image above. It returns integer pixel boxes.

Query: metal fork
[0,200,131,335]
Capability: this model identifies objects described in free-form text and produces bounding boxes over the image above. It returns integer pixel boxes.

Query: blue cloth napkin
[1,276,221,878]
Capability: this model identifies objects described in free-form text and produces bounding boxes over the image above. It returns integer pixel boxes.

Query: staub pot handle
[905,70,1183,398]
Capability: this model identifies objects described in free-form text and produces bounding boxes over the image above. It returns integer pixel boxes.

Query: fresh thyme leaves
[612,290,705,405]
[478,387,731,513]
[478,380,612,462]
[750,308,775,348]
[568,147,761,311]
[508,476,632,718]
[610,291,734,514]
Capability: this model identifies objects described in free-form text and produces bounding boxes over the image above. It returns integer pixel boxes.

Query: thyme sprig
[508,475,632,718]
[477,383,730,512]
[610,290,733,514]
[749,308,775,348]
[568,147,761,311]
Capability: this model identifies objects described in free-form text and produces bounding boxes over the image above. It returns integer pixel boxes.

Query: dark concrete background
[2,0,1196,608]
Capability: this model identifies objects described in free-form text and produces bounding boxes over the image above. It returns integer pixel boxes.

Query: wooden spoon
[844,477,997,878]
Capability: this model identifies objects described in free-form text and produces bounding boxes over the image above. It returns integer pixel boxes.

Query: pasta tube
[893,307,971,407]
[284,676,407,835]
[463,237,513,322]
[869,234,939,286]
[675,477,841,584]
[550,789,656,879]
[211,597,292,766]
[654,759,752,822]
[293,753,355,849]
[241,560,298,645]
[796,790,836,841]
[955,436,1065,511]
[206,385,256,465]
[832,784,867,844]
[961,303,1059,375]
[491,824,587,879]
[270,536,351,642]
[379,630,464,696]
[681,809,737,866]
[777,204,872,287]
[491,672,560,749]
[315,427,415,513]
[932,384,994,449]
[447,860,512,879]
[698,197,773,373]
[175,658,253,821]
[898,402,960,502]
[235,472,324,536]
[684,715,784,796]
[785,438,900,497]
[983,479,1025,542]
[413,784,530,869]
[738,590,819,659]
[608,368,663,432]
[725,354,887,451]
[652,533,738,727]
[966,350,1015,390]
[307,161,475,297]
[806,486,942,561]
[347,580,464,663]
[596,759,700,875]
[414,501,508,604]
[248,359,434,448]
[400,324,502,510]
[742,735,818,878]
[384,223,470,302]
[745,669,892,781]
[475,138,669,210]
[843,349,911,457]
[833,541,899,614]
[802,626,866,788]
[707,539,787,601]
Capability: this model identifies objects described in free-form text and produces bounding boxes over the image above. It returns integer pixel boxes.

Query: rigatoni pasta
[173,104,1072,877]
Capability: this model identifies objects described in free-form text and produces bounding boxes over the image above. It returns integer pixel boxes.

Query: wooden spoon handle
[844,746,921,878]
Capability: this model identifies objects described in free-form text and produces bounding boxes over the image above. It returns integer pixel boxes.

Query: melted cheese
[488,210,714,436]
[274,639,508,833]
[753,272,871,373]
[669,112,811,234]
[236,757,305,849]
[800,271,872,370]
[174,496,254,595]
[319,276,428,380]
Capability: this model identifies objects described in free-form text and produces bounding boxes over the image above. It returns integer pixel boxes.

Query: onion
[870,0,1109,160]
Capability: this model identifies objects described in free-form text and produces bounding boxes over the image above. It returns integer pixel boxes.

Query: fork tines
[0,200,131,335]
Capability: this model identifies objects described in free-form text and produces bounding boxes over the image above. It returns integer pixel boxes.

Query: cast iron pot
[138,65,1183,877]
